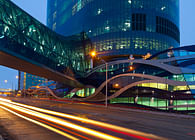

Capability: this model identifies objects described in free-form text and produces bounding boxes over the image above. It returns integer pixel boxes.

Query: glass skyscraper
[47,0,180,58]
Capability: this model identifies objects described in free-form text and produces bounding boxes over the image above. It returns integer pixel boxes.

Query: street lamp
[113,83,119,88]
[129,66,134,71]
[90,51,108,107]
[90,51,96,57]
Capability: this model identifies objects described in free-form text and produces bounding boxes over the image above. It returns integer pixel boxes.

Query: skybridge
[0,0,86,87]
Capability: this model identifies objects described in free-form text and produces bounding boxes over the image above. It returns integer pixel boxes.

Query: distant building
[18,71,47,90]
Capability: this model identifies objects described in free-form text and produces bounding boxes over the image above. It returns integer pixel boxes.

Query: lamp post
[14,75,19,91]
[90,51,108,107]
[105,62,108,107]
[4,80,8,91]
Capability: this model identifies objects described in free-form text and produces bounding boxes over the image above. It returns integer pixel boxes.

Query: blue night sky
[0,0,195,89]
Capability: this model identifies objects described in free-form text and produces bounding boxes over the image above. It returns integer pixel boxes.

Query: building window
[52,22,56,31]
[132,13,146,31]
[156,16,180,43]
[53,11,57,20]
[128,0,132,4]
[97,8,103,15]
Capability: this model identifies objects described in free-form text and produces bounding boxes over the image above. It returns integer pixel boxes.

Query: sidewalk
[0,116,13,140]
[0,107,65,140]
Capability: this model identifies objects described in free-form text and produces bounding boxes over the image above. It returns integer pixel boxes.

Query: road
[0,97,195,140]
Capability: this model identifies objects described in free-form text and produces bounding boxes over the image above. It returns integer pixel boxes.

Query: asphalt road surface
[0,97,195,140]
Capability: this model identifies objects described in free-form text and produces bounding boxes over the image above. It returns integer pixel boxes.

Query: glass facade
[47,0,180,57]
[110,97,195,111]
[19,72,48,90]
[150,46,195,94]
[0,0,88,75]
[2,0,194,112]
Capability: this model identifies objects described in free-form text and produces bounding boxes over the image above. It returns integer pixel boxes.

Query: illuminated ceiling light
[114,83,119,88]
[128,0,132,4]
[4,26,9,32]
[125,22,130,28]
[0,35,4,39]
[135,96,138,102]
[161,6,166,11]
[105,26,110,31]
[151,97,154,103]
[186,91,191,94]
[142,53,151,59]
[97,8,103,15]
[120,45,125,49]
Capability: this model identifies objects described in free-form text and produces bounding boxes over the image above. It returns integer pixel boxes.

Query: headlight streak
[0,105,79,140]
[3,99,166,140]
[16,110,92,140]
[0,98,12,102]
[0,101,122,140]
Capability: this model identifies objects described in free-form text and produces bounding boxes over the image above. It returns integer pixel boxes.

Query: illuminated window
[97,8,103,15]
[161,6,166,11]
[52,22,56,31]
[77,0,82,11]
[105,26,110,31]
[125,22,131,28]
[128,0,132,4]
[53,11,57,20]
